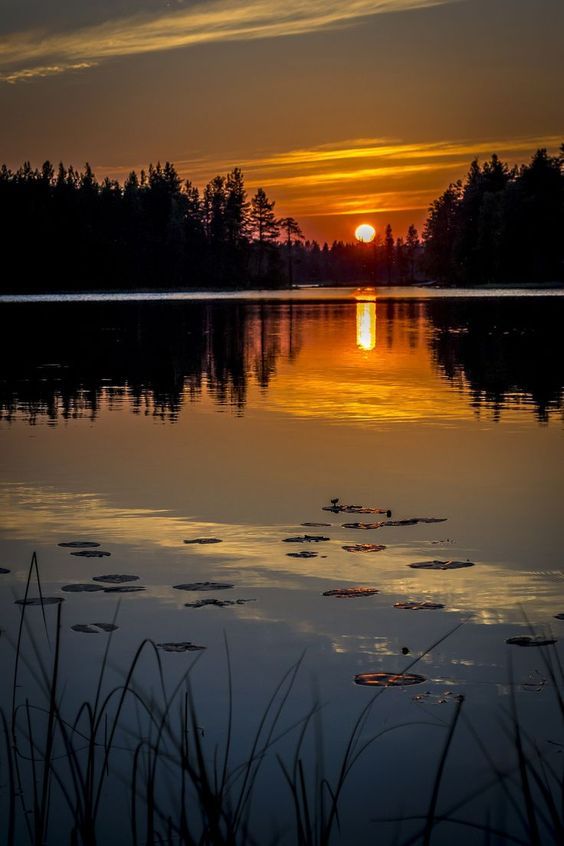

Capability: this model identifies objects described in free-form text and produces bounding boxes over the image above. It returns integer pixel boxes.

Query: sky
[0,0,562,241]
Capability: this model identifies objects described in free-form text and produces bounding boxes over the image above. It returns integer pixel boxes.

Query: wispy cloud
[0,62,96,84]
[0,0,458,83]
[114,134,558,220]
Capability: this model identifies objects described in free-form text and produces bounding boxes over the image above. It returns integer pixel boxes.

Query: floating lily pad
[383,519,419,526]
[342,544,386,553]
[394,601,445,610]
[0,567,10,574]
[354,672,426,687]
[415,517,448,524]
[70,550,111,558]
[413,691,464,704]
[183,538,222,545]
[323,504,391,515]
[283,535,329,543]
[62,583,104,593]
[301,522,331,527]
[323,587,379,598]
[156,642,206,652]
[71,622,119,634]
[185,598,255,608]
[342,522,384,530]
[408,560,474,570]
[554,613,564,621]
[59,541,100,548]
[103,586,146,593]
[92,574,140,584]
[383,518,447,527]
[287,551,318,559]
[506,635,557,647]
[15,597,65,606]
[173,582,234,591]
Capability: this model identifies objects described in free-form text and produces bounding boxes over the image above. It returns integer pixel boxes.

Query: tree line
[0,161,304,290]
[0,144,562,291]
[423,145,564,285]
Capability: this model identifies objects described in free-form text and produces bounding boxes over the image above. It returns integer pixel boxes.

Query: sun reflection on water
[356,300,376,351]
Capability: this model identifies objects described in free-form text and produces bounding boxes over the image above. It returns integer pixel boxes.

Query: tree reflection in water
[0,297,561,424]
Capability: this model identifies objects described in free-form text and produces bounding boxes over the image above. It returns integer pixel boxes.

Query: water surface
[0,290,562,844]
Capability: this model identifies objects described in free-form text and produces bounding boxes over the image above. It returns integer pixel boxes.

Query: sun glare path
[356,301,376,351]
[355,223,376,243]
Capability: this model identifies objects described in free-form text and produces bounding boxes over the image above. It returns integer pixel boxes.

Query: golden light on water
[355,223,376,243]
[356,301,376,350]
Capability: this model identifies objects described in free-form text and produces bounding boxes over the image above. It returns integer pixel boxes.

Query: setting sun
[355,223,376,243]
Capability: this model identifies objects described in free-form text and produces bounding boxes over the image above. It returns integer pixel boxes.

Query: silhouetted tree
[278,217,304,286]
[249,188,280,281]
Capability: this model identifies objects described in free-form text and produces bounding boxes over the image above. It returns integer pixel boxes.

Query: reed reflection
[0,297,562,424]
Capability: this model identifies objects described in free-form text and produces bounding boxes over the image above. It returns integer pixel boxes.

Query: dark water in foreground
[0,289,562,844]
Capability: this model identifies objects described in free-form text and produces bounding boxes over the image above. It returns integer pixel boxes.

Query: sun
[355,223,376,243]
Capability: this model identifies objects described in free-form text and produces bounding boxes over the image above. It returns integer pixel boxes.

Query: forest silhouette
[0,145,562,291]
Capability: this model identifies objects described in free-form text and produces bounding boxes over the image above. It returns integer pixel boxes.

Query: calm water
[0,289,563,844]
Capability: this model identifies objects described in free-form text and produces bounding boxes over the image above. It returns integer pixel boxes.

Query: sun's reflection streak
[356,300,376,351]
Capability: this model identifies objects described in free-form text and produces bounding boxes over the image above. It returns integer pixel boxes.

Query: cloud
[126,134,560,219]
[0,0,458,82]
[0,62,96,84]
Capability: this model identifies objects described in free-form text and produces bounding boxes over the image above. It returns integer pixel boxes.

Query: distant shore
[2,284,564,304]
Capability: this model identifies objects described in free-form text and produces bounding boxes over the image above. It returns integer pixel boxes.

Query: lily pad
[342,544,386,553]
[383,518,447,527]
[15,597,65,606]
[323,587,379,598]
[156,642,206,652]
[59,541,100,548]
[185,598,255,608]
[92,574,140,584]
[413,691,464,705]
[183,538,222,545]
[70,550,111,558]
[394,601,445,610]
[71,623,119,634]
[382,519,418,526]
[323,504,391,515]
[415,517,448,524]
[354,672,426,687]
[342,522,384,530]
[301,522,331,527]
[283,535,329,543]
[173,582,234,591]
[506,635,557,647]
[62,583,104,592]
[103,586,146,593]
[0,567,10,574]
[287,551,318,559]
[408,560,474,570]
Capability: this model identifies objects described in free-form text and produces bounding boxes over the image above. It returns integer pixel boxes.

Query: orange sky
[0,0,562,241]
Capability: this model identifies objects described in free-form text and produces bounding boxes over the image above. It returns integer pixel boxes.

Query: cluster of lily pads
[287,498,560,686]
[4,496,560,681]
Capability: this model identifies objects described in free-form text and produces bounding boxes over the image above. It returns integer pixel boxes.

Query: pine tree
[278,216,303,285]
[249,188,279,278]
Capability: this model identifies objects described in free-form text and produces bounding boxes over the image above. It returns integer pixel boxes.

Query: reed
[1,553,561,845]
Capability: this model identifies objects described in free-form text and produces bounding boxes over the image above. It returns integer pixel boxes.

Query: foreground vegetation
[0,554,562,845]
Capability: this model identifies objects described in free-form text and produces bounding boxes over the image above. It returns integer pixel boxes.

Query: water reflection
[0,296,562,424]
[356,300,376,351]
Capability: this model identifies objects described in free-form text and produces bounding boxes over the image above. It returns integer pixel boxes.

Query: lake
[0,288,562,845]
